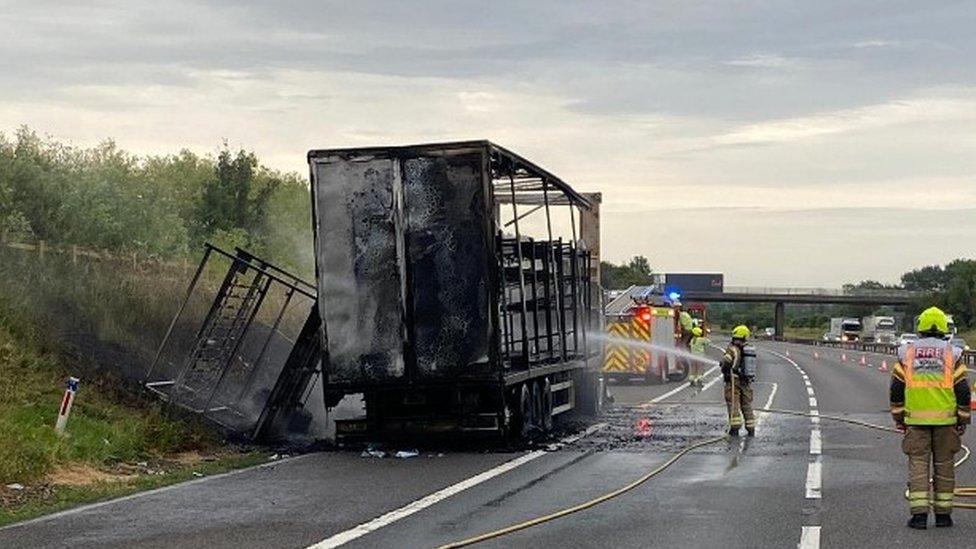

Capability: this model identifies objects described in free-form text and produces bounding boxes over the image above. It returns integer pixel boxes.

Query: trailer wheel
[518,383,534,439]
[540,378,553,432]
[530,381,544,431]
[668,358,690,383]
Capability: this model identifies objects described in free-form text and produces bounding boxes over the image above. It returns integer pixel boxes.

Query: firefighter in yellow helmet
[689,326,711,388]
[890,306,971,529]
[720,325,757,436]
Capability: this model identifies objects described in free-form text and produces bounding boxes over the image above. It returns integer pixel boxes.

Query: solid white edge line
[306,424,607,549]
[0,453,318,532]
[642,365,720,406]
[805,459,822,499]
[799,526,821,549]
[756,382,779,428]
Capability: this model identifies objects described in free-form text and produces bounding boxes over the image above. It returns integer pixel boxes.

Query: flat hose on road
[438,408,976,548]
[436,435,728,549]
[756,407,976,511]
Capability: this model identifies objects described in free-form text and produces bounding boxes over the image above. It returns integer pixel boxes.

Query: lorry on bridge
[861,315,897,344]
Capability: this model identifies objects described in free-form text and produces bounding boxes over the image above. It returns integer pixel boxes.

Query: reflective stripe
[935,492,954,500]
[905,409,956,419]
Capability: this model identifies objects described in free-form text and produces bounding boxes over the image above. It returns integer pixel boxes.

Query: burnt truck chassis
[310,141,602,440]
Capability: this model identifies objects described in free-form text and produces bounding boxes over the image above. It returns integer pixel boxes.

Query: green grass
[0,452,266,527]
[0,322,265,526]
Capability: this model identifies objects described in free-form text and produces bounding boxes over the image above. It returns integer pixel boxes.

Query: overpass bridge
[606,286,925,337]
[681,286,925,337]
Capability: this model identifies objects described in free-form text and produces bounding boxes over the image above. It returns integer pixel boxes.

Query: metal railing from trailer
[144,244,321,441]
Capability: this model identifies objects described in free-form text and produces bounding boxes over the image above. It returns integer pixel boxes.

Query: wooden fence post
[72,245,78,264]
[132,252,137,270]
[38,240,46,259]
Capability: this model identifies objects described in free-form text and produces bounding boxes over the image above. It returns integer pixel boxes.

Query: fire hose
[437,408,975,549]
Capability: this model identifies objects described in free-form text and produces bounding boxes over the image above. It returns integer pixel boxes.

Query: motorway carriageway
[1,342,975,548]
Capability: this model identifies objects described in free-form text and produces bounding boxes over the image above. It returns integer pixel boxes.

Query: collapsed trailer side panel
[403,151,494,379]
[311,155,406,384]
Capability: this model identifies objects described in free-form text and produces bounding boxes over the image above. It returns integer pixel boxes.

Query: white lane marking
[755,382,779,428]
[306,424,606,548]
[641,365,720,407]
[0,453,318,532]
[805,459,822,499]
[799,526,821,549]
[762,347,823,547]
[810,429,822,455]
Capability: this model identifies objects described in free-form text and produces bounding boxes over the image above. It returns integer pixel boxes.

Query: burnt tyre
[540,377,554,432]
[518,383,535,440]
[668,358,690,382]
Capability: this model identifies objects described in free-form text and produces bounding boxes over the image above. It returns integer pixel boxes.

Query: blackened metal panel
[403,151,492,378]
[310,155,405,383]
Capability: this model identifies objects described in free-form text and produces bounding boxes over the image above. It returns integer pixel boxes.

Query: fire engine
[602,287,694,384]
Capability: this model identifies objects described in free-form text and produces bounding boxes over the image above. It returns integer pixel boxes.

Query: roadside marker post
[55,377,80,436]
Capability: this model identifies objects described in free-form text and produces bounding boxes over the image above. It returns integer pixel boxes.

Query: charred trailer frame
[309,141,602,439]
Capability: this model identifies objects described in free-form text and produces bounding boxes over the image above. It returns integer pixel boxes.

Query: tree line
[0,127,313,275]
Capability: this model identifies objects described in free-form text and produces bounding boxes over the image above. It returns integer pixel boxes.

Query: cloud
[724,54,799,69]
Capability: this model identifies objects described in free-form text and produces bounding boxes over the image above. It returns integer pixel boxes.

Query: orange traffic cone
[860,355,867,366]
[786,350,791,357]
[814,351,820,360]
[878,360,888,372]
[841,353,848,362]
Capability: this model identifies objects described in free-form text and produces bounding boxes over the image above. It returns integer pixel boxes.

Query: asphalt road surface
[2,341,975,548]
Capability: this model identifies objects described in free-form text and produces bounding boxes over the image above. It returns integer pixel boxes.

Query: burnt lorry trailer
[310,141,603,439]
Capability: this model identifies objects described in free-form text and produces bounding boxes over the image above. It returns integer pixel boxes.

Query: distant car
[950,337,970,351]
[897,333,918,347]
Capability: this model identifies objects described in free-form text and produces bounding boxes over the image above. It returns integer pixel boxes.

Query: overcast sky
[3,1,975,286]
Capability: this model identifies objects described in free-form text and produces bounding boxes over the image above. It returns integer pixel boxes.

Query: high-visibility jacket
[690,336,710,355]
[891,338,969,426]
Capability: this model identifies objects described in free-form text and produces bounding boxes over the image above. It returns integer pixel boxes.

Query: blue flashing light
[668,291,681,302]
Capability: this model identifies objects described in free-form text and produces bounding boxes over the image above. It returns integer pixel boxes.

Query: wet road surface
[2,342,974,548]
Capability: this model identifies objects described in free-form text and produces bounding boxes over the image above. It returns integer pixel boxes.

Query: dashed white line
[810,430,822,455]
[763,347,822,549]
[805,460,823,499]
[799,526,821,549]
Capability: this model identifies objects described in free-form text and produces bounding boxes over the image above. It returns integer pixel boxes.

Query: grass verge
[0,321,267,527]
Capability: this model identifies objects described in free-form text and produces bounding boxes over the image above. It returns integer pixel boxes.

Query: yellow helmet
[917,306,949,335]
[732,325,750,339]
[692,327,703,337]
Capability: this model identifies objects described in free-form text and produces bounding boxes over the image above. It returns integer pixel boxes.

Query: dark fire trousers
[724,379,755,430]
[903,426,963,515]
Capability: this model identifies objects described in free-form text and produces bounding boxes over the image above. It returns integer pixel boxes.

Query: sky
[2,0,975,286]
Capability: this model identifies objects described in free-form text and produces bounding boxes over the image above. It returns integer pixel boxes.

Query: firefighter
[890,306,971,529]
[720,325,757,436]
[676,305,695,351]
[689,326,710,388]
